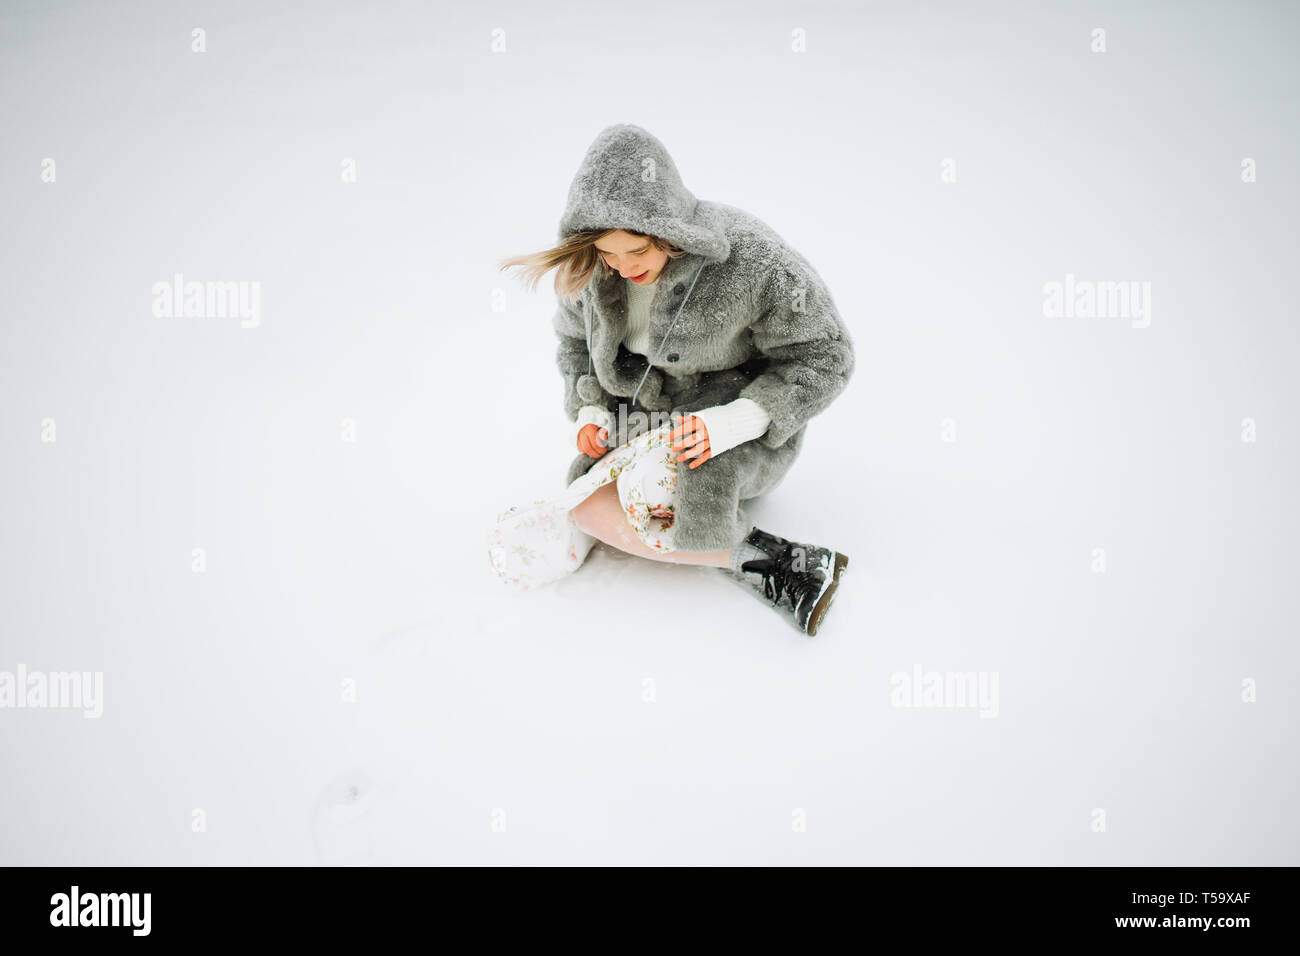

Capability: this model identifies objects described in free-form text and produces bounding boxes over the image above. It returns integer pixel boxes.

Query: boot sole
[805,552,849,637]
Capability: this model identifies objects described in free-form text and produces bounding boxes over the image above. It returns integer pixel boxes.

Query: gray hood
[557,124,731,263]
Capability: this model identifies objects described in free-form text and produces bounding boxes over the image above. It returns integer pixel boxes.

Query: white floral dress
[486,422,682,591]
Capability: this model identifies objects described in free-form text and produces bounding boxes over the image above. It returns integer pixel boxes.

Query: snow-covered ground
[1,0,1296,865]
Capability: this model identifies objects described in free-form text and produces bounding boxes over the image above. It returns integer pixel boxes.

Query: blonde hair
[499,229,687,303]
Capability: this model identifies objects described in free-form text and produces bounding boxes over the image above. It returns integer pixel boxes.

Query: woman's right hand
[577,423,608,458]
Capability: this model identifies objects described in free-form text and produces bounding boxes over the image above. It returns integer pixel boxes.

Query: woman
[500,124,855,636]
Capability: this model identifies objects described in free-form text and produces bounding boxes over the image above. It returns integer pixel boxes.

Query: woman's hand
[670,415,712,469]
[577,423,608,458]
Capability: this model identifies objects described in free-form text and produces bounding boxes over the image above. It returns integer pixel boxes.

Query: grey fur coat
[553,123,855,552]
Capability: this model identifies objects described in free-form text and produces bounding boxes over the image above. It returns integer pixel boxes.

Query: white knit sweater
[573,275,772,456]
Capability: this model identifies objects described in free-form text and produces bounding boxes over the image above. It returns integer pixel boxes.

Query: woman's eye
[602,250,647,263]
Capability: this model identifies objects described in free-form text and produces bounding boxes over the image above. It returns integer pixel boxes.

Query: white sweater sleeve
[574,404,615,444]
[690,398,772,457]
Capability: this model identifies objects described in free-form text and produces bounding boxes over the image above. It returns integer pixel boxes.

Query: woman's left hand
[669,415,712,469]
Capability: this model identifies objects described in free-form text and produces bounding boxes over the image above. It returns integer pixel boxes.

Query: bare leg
[571,482,733,568]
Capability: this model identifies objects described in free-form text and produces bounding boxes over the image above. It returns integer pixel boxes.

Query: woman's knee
[571,482,617,535]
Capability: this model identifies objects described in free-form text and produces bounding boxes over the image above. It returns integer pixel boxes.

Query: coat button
[673,284,684,294]
[666,352,679,362]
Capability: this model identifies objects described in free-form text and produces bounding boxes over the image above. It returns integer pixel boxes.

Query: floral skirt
[485,422,682,591]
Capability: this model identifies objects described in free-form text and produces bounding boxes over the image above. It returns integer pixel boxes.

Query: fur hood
[558,124,731,264]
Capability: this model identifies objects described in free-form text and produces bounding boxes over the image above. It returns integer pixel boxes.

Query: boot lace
[741,545,821,612]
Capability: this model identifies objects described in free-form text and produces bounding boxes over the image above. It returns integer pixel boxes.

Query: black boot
[722,528,850,636]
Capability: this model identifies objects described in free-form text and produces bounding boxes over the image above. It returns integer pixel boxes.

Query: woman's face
[593,230,669,285]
